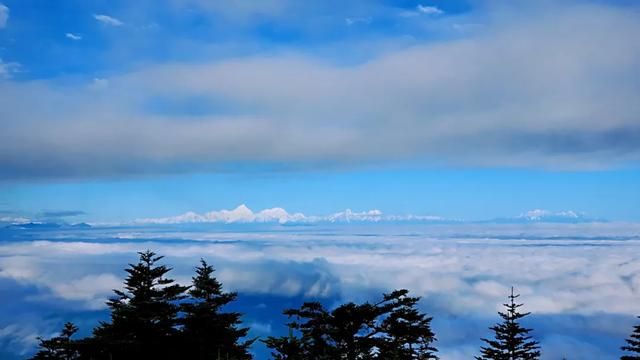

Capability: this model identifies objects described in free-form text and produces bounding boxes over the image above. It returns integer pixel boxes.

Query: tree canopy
[264,289,438,360]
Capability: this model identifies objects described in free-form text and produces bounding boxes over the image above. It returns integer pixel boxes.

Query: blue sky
[2,169,640,222]
[1,0,639,221]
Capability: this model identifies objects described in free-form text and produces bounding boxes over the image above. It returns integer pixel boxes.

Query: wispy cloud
[93,14,123,27]
[39,210,85,218]
[400,4,444,17]
[0,58,19,78]
[417,5,443,15]
[65,33,82,40]
[0,3,8,29]
[345,16,372,26]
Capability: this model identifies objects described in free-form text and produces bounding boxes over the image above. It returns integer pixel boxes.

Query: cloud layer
[1,2,639,179]
[1,222,640,358]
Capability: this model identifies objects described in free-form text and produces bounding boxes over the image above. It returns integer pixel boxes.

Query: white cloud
[1,3,639,179]
[65,33,82,40]
[50,273,121,309]
[2,222,640,316]
[0,58,19,79]
[249,321,272,334]
[400,4,443,17]
[0,3,8,28]
[93,14,123,26]
[0,216,31,224]
[345,17,372,26]
[417,5,443,15]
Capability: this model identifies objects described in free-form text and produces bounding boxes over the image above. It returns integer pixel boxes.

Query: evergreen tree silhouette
[621,316,640,360]
[92,250,189,359]
[263,325,305,360]
[476,287,540,360]
[30,322,80,360]
[181,259,253,360]
[265,289,437,360]
[377,290,438,359]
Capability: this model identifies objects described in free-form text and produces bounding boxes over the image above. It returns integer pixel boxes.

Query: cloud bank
[1,222,640,358]
[1,2,639,179]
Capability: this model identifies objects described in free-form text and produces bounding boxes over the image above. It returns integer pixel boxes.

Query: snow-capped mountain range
[132,205,597,225]
[134,204,446,225]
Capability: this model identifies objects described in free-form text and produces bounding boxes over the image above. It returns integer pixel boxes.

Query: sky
[0,0,639,222]
[1,2,640,359]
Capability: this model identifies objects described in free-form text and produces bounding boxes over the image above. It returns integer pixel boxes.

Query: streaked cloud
[0,3,8,29]
[93,14,123,27]
[400,4,444,17]
[0,58,19,78]
[345,16,372,26]
[65,33,82,41]
[417,5,443,15]
[39,210,86,218]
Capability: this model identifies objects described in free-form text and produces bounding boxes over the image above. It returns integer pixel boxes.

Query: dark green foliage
[476,287,540,360]
[264,289,438,360]
[263,326,305,360]
[621,317,640,360]
[31,251,254,360]
[30,322,80,360]
[91,250,189,359]
[180,259,254,360]
[377,290,438,359]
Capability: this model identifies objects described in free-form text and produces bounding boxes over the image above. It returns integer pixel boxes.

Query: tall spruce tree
[30,322,80,360]
[476,287,540,360]
[180,259,253,360]
[621,316,640,360]
[91,250,189,359]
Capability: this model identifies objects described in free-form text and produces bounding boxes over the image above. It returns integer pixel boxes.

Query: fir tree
[30,322,80,360]
[181,259,253,360]
[476,287,540,360]
[265,289,437,360]
[263,325,305,360]
[92,250,189,359]
[377,290,438,359]
[621,316,640,360]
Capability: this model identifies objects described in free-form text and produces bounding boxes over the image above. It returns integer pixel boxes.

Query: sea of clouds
[1,221,640,359]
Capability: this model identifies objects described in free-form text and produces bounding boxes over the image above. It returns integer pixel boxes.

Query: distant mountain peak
[512,209,600,223]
